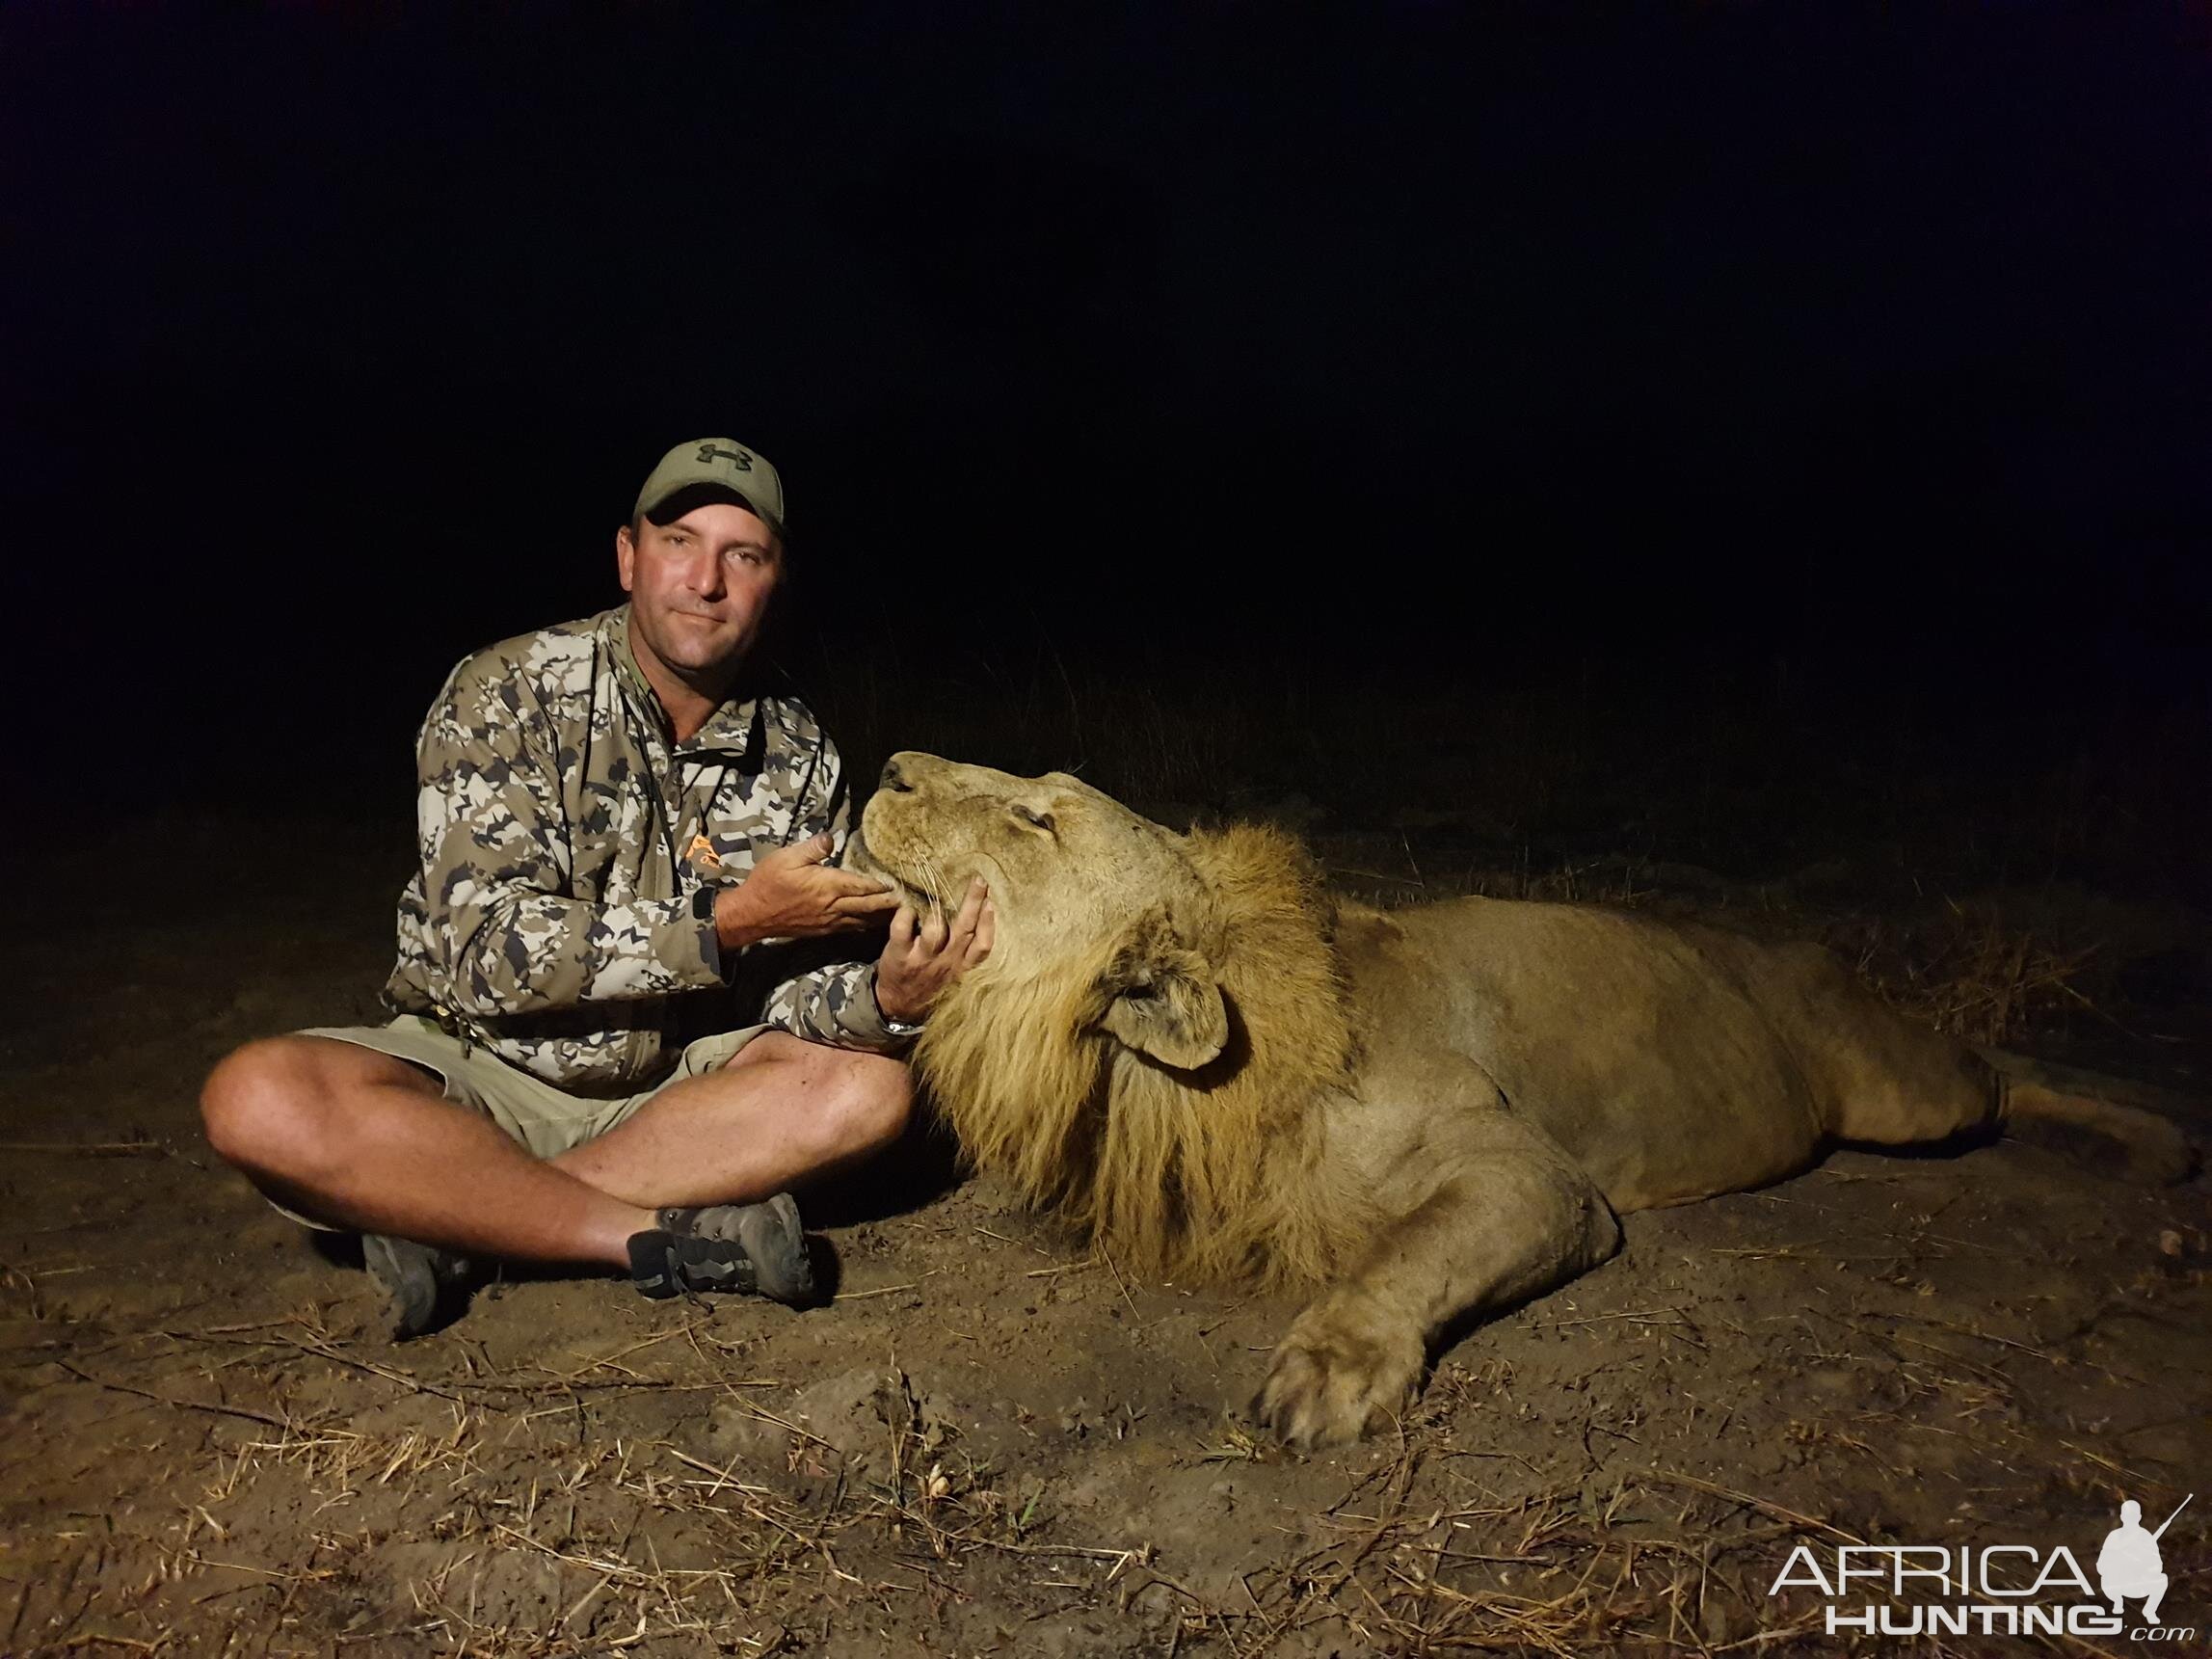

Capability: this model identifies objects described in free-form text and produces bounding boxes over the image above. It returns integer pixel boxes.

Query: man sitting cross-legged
[200,437,992,1334]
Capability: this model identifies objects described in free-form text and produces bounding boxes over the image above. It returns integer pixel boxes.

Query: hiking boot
[363,1233,476,1340]
[634,1191,815,1306]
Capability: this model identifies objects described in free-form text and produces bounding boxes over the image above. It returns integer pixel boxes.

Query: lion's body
[1344,893,1998,1212]
[855,755,2190,1446]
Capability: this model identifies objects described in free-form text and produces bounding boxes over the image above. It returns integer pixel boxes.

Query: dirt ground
[3,802,2207,1657]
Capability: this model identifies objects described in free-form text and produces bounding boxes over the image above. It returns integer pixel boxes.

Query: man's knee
[202,1037,313,1168]
[817,1051,913,1159]
[200,1035,419,1175]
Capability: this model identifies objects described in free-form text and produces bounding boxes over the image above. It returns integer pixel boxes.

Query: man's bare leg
[552,1031,911,1208]
[201,1036,651,1265]
[201,1030,908,1260]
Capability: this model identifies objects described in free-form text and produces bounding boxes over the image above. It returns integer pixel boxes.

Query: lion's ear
[1098,907,1228,1071]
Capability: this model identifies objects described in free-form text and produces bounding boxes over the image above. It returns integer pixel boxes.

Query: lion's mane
[914,824,1375,1287]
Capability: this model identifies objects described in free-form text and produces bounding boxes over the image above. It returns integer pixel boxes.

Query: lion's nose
[880,759,914,793]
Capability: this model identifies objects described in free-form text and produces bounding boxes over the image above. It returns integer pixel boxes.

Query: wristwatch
[871,971,924,1039]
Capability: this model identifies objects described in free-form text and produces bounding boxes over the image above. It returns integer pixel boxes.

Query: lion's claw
[1253,1310,1424,1449]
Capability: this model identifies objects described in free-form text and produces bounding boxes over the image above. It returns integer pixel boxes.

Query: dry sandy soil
[3,807,2207,1657]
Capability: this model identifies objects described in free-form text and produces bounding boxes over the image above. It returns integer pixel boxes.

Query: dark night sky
[5,5,2208,807]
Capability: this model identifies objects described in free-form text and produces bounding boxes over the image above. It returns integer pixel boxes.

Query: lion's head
[853,753,1233,1068]
[850,752,1366,1285]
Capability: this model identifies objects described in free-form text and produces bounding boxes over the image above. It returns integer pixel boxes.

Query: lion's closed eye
[1011,804,1057,835]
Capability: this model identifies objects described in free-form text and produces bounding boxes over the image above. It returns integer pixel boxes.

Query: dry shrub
[1831,900,2099,1047]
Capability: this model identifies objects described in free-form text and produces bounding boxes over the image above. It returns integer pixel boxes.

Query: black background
[5,5,2207,835]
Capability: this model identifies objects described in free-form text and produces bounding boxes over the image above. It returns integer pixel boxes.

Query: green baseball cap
[633,437,786,533]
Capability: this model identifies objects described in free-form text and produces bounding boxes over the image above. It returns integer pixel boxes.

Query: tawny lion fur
[854,753,2194,1448]
[916,821,1372,1290]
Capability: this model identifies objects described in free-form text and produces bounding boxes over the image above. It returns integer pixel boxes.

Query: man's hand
[875,876,995,1026]
[715,833,901,950]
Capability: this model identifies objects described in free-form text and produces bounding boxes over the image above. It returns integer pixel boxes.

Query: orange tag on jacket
[686,833,722,869]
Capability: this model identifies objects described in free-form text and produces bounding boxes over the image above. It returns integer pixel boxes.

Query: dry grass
[1832,899,2102,1046]
[9,1209,2192,1659]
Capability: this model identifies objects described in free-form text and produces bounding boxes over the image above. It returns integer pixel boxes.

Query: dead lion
[848,752,2194,1448]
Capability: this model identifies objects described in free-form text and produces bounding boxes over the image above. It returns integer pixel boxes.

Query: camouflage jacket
[382,605,899,1093]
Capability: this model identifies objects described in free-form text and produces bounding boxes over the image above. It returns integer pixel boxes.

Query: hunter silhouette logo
[2099,1495,2189,1626]
[695,442,754,471]
[1768,1492,2196,1641]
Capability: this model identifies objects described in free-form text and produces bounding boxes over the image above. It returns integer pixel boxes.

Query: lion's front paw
[1252,1305,1425,1450]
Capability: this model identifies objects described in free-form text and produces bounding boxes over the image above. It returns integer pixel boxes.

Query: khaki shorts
[273,1014,774,1230]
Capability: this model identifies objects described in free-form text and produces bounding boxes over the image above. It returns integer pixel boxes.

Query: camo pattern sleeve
[402,631,724,1023]
[756,746,906,1053]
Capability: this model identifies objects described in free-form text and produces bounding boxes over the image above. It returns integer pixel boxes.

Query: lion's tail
[1984,1049,2201,1186]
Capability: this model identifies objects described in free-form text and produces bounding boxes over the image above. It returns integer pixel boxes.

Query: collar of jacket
[606,604,770,772]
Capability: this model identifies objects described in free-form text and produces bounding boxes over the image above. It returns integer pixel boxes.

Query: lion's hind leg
[1757,940,2005,1148]
[1770,945,2198,1181]
[1252,1110,1620,1449]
